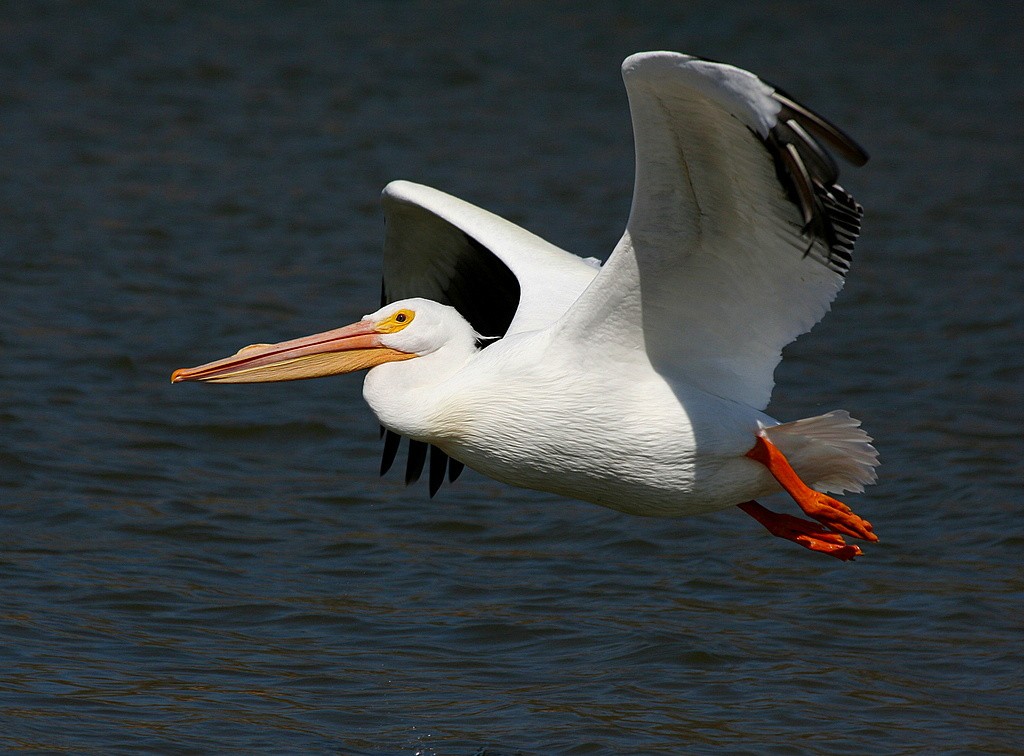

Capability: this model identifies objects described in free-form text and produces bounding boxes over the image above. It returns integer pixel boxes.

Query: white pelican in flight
[174,52,879,560]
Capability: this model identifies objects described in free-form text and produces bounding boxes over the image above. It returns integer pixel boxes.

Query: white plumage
[174,52,880,559]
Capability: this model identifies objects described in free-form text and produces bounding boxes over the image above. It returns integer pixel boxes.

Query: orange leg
[745,435,877,543]
[738,501,863,561]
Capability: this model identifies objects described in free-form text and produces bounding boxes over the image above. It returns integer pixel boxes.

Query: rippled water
[2,2,1022,753]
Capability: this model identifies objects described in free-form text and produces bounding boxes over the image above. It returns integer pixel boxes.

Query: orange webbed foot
[798,490,877,542]
[738,501,863,561]
[745,435,878,544]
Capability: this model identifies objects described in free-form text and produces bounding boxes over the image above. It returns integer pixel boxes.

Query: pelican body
[363,314,777,518]
[174,53,879,559]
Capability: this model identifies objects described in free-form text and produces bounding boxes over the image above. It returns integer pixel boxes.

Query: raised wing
[379,180,600,493]
[554,52,868,410]
[382,181,598,338]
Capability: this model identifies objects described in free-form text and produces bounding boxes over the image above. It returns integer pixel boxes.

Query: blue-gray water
[2,2,1022,753]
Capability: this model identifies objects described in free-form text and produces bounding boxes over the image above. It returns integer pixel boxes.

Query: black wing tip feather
[380,429,401,476]
[380,433,461,496]
[761,87,867,277]
[772,89,869,166]
[428,445,448,498]
[404,440,427,485]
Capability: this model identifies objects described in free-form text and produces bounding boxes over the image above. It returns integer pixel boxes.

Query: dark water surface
[2,2,1022,753]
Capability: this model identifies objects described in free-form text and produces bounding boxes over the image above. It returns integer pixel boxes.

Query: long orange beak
[171,320,415,384]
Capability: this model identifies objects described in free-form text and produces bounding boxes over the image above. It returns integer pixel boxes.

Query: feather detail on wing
[554,52,868,410]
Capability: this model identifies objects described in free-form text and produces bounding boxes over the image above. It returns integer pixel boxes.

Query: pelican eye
[377,309,415,333]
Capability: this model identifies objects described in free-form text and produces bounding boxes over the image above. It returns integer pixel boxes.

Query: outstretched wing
[554,52,868,410]
[378,180,600,493]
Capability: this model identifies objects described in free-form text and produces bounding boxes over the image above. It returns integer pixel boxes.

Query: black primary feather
[380,430,401,476]
[405,440,427,485]
[757,85,867,276]
[429,445,448,498]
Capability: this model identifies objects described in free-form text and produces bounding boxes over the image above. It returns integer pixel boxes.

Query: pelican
[173,52,879,560]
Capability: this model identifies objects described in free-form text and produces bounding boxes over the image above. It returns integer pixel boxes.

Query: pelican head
[171,298,477,384]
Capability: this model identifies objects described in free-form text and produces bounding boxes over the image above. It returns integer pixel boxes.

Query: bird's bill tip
[171,320,414,384]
